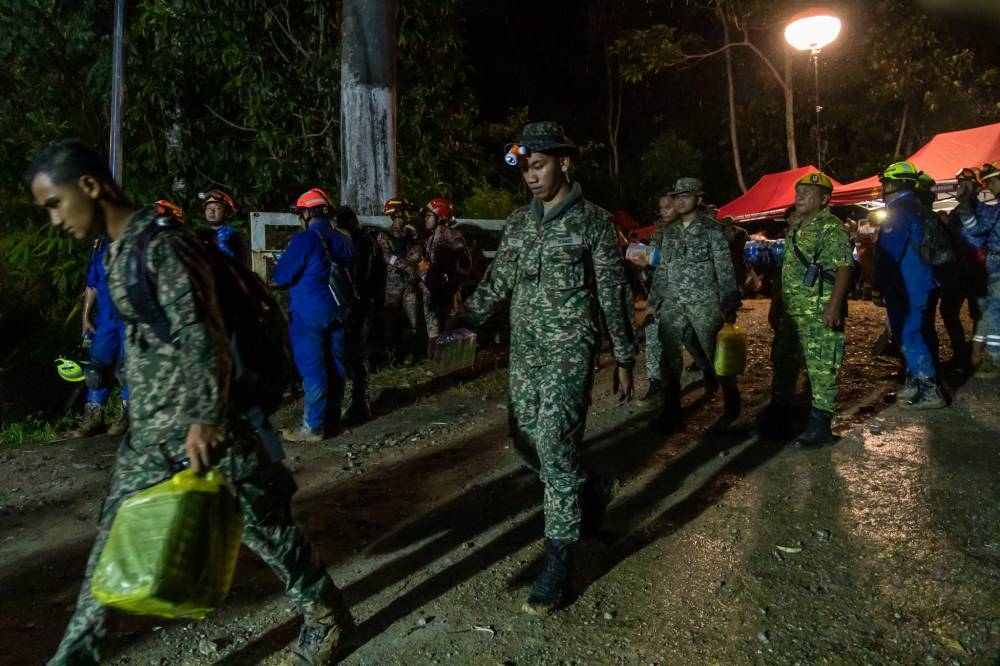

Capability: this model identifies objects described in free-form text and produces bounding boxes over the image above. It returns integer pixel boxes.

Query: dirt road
[2,300,998,665]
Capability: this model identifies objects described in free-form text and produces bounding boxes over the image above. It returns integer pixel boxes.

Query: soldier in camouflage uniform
[377,198,423,363]
[647,178,742,431]
[757,172,854,448]
[453,122,637,615]
[27,141,352,666]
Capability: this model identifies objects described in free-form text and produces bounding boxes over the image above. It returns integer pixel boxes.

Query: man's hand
[82,318,96,335]
[822,300,843,329]
[184,423,229,474]
[723,309,737,324]
[614,364,634,402]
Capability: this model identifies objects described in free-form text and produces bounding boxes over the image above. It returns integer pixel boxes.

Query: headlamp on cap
[505,144,529,166]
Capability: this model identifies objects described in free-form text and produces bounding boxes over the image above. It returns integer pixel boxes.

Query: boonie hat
[506,121,578,156]
[794,171,834,192]
[669,177,704,196]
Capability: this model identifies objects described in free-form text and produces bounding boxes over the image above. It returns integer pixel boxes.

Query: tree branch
[204,104,259,133]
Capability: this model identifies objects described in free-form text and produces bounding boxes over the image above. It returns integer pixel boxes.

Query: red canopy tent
[717,165,843,222]
[831,121,1000,205]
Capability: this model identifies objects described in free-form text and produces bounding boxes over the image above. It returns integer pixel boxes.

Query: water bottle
[714,323,747,377]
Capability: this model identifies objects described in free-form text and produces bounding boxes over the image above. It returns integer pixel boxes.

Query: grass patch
[0,412,77,446]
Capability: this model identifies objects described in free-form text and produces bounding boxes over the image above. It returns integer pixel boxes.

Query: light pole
[784,8,841,170]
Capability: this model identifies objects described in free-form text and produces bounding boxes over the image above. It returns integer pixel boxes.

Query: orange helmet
[294,187,332,210]
[424,197,454,221]
[155,199,187,224]
[383,197,412,217]
[198,188,235,214]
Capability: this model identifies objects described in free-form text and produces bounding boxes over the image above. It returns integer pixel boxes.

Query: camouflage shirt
[648,211,740,315]
[781,208,853,316]
[460,182,637,367]
[105,206,232,443]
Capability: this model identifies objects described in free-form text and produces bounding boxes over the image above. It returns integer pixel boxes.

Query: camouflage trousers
[49,423,346,665]
[771,311,845,413]
[508,354,594,542]
[972,276,1000,363]
[381,288,420,361]
[644,314,661,379]
[657,307,724,388]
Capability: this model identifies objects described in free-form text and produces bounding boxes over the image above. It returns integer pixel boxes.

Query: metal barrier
[249,212,505,280]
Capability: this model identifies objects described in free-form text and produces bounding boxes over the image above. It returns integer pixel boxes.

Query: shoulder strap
[125,217,180,347]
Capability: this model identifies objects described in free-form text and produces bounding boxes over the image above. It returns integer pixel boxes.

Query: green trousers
[771,312,845,412]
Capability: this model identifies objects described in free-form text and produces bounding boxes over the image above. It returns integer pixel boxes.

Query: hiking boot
[340,401,372,427]
[901,377,946,410]
[66,403,105,438]
[896,372,918,402]
[792,408,836,449]
[522,538,573,616]
[974,358,1000,379]
[287,609,355,666]
[107,400,129,436]
[282,426,324,442]
[636,378,660,405]
[580,474,620,538]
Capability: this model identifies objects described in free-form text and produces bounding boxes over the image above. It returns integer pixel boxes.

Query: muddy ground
[1,299,998,665]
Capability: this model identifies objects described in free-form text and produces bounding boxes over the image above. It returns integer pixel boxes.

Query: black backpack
[125,213,293,416]
[310,227,359,323]
[916,207,957,267]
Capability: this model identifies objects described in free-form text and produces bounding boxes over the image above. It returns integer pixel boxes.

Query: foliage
[460,184,518,220]
[0,412,77,447]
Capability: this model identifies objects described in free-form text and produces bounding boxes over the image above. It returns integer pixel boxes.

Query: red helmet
[155,199,187,224]
[424,197,454,221]
[383,197,412,217]
[198,188,236,214]
[294,187,332,210]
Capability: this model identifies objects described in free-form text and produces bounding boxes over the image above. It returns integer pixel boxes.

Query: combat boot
[580,474,620,538]
[636,378,660,405]
[974,357,1000,379]
[340,400,372,427]
[896,372,918,402]
[792,408,836,449]
[287,598,356,665]
[658,393,682,434]
[522,538,573,616]
[282,425,324,442]
[107,400,129,436]
[901,377,946,410]
[66,403,105,438]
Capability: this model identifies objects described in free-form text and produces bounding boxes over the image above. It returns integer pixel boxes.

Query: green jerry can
[90,468,243,619]
[714,322,747,377]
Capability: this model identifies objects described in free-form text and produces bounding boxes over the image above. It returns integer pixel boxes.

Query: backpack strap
[125,216,181,348]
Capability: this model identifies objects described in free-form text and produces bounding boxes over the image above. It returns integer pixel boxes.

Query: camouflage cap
[669,177,704,196]
[508,121,578,156]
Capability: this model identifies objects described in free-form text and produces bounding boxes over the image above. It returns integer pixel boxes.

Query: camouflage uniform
[376,230,422,361]
[643,224,665,380]
[647,211,740,393]
[458,182,637,542]
[50,207,348,665]
[421,224,471,338]
[771,208,854,412]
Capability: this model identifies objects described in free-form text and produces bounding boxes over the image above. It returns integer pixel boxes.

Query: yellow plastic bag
[91,468,243,619]
[714,323,747,377]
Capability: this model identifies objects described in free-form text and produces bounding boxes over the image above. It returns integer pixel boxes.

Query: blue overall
[273,220,352,431]
[874,191,938,378]
[959,200,1000,362]
[86,239,129,405]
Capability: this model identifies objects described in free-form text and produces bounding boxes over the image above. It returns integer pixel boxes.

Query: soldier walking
[28,141,353,665]
[756,173,854,448]
[647,178,742,431]
[453,121,637,615]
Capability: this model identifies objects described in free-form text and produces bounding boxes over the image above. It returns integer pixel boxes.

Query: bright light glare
[784,11,842,52]
[873,209,888,222]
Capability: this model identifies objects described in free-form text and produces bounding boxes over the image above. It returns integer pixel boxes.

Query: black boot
[658,393,682,434]
[580,474,620,538]
[637,378,660,405]
[522,538,573,616]
[901,376,946,410]
[792,408,836,449]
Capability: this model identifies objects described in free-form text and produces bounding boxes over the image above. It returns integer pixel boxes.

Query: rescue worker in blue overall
[199,188,250,267]
[873,162,946,409]
[274,188,353,441]
[68,237,130,437]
